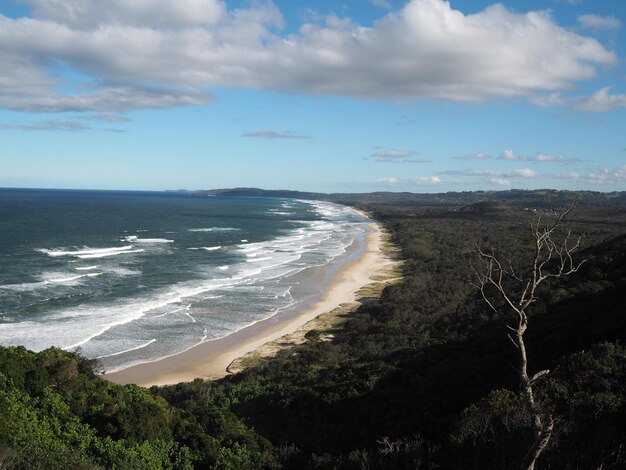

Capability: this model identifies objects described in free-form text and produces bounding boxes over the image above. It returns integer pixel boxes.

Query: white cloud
[242,130,311,139]
[377,177,401,184]
[530,92,568,108]
[508,168,539,178]
[533,86,626,113]
[499,149,541,162]
[489,177,511,186]
[371,149,430,163]
[533,153,567,162]
[498,149,581,163]
[0,75,212,113]
[442,162,626,186]
[418,176,443,185]
[0,0,618,112]
[441,167,540,179]
[440,169,500,177]
[451,152,491,160]
[373,149,414,159]
[578,14,621,31]
[575,87,626,112]
[1,119,88,131]
[499,149,523,161]
[19,0,228,29]
[586,165,626,184]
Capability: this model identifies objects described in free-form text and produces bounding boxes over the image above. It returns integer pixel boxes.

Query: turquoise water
[0,189,368,371]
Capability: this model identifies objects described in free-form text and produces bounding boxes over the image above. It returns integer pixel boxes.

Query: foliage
[0,346,278,469]
[454,342,626,469]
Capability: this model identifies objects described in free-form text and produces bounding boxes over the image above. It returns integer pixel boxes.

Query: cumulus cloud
[530,93,568,108]
[19,0,228,29]
[242,130,311,139]
[2,120,88,131]
[377,177,401,184]
[489,177,512,186]
[586,165,626,184]
[452,152,491,160]
[440,168,500,177]
[498,149,581,163]
[508,168,539,178]
[418,176,444,185]
[533,86,626,113]
[0,76,213,113]
[444,164,626,186]
[533,153,571,163]
[499,149,521,161]
[371,149,430,163]
[578,14,621,31]
[0,0,618,112]
[575,87,626,112]
[373,175,446,187]
[441,168,540,178]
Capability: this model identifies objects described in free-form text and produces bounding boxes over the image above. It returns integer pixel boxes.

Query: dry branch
[473,202,584,470]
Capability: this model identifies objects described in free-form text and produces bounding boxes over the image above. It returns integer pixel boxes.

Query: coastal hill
[198,186,626,208]
[196,187,328,200]
[1,189,625,469]
[457,200,512,213]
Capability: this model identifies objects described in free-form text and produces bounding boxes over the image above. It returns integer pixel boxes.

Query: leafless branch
[473,201,584,470]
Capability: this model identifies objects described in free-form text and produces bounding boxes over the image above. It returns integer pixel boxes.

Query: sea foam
[1,195,368,373]
[188,227,240,232]
[123,236,174,243]
[37,245,141,259]
[95,339,157,359]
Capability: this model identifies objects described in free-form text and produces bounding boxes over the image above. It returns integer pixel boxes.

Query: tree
[473,204,585,470]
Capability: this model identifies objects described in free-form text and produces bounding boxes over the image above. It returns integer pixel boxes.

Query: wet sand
[105,221,386,387]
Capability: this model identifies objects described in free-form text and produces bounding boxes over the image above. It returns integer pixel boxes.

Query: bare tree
[473,204,585,470]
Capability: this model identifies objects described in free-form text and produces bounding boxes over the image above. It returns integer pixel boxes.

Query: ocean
[0,188,369,372]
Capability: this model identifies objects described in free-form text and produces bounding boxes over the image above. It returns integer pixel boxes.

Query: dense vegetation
[1,190,625,468]
[0,346,276,468]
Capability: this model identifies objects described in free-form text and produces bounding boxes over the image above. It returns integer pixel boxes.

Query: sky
[1,0,625,193]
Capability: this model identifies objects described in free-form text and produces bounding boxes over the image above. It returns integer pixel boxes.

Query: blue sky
[1,0,625,192]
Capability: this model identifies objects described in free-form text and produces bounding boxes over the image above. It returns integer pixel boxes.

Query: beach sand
[105,221,393,387]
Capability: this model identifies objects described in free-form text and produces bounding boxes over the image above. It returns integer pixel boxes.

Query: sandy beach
[105,220,391,387]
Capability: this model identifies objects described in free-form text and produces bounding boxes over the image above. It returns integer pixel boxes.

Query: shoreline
[105,219,391,387]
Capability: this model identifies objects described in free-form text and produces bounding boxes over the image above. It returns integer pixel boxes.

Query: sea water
[0,189,369,372]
